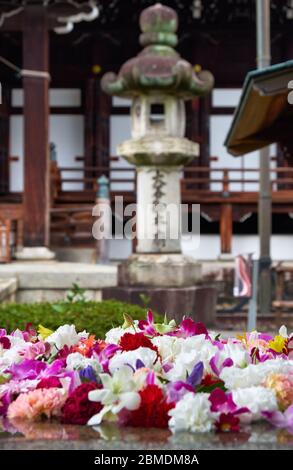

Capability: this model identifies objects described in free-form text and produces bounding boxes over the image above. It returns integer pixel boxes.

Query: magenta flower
[7,359,78,393]
[169,318,208,338]
[0,392,11,416]
[209,353,233,377]
[98,344,120,373]
[209,388,249,415]
[0,337,11,350]
[138,310,157,336]
[8,359,47,380]
[262,405,293,434]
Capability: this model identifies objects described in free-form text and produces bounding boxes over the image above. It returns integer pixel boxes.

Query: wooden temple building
[0,0,293,263]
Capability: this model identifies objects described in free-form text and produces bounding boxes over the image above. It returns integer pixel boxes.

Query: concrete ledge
[0,277,18,302]
[0,262,117,289]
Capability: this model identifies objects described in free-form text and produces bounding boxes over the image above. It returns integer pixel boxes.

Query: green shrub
[0,300,161,339]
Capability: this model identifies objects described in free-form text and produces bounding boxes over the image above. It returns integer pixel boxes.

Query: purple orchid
[166,381,194,403]
[135,359,145,369]
[187,361,204,388]
[79,365,97,383]
[262,406,293,434]
[166,362,203,403]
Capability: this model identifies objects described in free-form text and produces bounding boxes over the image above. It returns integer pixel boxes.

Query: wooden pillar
[220,203,232,254]
[84,78,96,170]
[95,80,111,174]
[0,89,10,195]
[23,7,49,247]
[84,77,111,175]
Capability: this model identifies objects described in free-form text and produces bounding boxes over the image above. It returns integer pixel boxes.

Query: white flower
[279,325,288,338]
[0,341,27,374]
[87,366,141,426]
[221,340,248,368]
[66,352,101,374]
[108,347,157,374]
[232,386,278,422]
[220,359,293,389]
[46,325,88,351]
[151,335,179,362]
[104,323,138,345]
[163,336,218,381]
[168,392,217,433]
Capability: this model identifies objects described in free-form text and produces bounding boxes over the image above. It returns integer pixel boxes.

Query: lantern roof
[101,3,214,99]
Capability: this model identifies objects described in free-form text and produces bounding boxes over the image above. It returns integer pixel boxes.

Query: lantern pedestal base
[102,284,217,326]
[118,253,201,288]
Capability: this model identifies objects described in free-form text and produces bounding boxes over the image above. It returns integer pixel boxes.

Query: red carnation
[37,377,62,389]
[119,332,158,355]
[61,382,103,425]
[122,384,174,428]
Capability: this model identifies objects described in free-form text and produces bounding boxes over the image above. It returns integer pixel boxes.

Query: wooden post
[22,6,49,247]
[0,89,10,195]
[84,78,111,174]
[84,77,96,188]
[220,204,232,254]
[95,81,111,174]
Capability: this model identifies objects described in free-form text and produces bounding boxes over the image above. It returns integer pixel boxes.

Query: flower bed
[0,312,292,434]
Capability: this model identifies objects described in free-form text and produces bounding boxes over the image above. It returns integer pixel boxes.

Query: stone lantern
[102,3,214,319]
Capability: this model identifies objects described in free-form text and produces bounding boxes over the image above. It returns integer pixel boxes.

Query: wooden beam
[23,6,49,247]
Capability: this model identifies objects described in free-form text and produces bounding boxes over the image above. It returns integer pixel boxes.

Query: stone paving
[0,421,292,450]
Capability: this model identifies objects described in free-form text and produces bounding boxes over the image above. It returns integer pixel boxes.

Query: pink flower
[7,388,67,421]
[262,405,293,434]
[19,341,50,360]
[264,373,293,410]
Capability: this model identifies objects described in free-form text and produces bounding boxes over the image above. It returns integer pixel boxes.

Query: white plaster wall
[108,235,293,261]
[110,115,135,192]
[50,115,84,191]
[9,115,23,192]
[9,114,84,192]
[210,116,276,192]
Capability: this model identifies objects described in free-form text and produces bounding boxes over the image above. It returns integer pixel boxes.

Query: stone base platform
[0,277,18,302]
[102,285,217,325]
[0,262,117,303]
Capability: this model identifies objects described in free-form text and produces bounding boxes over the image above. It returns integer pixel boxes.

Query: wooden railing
[53,165,293,195]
